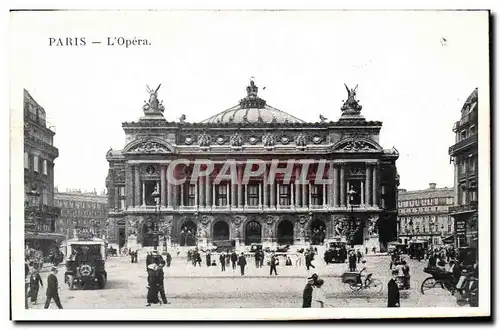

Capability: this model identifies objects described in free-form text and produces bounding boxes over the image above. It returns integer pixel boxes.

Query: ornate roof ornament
[340,84,363,119]
[295,132,307,149]
[130,141,171,153]
[340,140,375,152]
[143,84,165,116]
[239,79,267,109]
[262,132,276,148]
[230,131,243,148]
[198,132,211,149]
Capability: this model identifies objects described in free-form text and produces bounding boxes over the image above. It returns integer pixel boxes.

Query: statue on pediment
[341,84,362,114]
[198,133,211,147]
[143,84,165,113]
[230,132,243,147]
[295,133,307,148]
[262,133,276,147]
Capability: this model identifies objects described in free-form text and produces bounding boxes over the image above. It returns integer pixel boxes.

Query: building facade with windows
[105,81,399,251]
[24,89,63,254]
[448,88,478,249]
[397,183,454,246]
[53,189,108,240]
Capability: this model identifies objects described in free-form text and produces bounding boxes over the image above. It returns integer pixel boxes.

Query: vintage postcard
[9,9,491,321]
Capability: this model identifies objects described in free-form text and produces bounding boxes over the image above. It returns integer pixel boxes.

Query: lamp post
[346,187,357,247]
[151,188,161,250]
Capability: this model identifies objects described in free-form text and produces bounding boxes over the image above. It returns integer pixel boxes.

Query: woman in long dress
[312,279,328,308]
[146,263,160,306]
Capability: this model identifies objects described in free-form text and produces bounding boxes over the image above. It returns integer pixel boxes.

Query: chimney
[429,183,437,190]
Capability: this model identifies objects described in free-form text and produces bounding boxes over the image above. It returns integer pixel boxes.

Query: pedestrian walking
[387,270,400,307]
[365,247,368,255]
[348,251,357,272]
[231,251,238,271]
[166,251,172,267]
[356,249,362,263]
[305,251,315,271]
[29,268,43,305]
[146,263,161,307]
[219,253,226,272]
[269,253,278,276]
[44,267,63,309]
[254,251,260,268]
[206,252,211,267]
[238,252,247,276]
[302,274,318,308]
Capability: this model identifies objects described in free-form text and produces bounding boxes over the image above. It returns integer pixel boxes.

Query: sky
[10,10,489,192]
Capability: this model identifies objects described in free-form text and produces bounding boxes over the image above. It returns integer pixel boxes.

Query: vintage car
[408,240,428,259]
[64,236,107,290]
[323,238,348,263]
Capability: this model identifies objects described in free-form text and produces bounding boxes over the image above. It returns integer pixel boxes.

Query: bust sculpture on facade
[230,132,243,147]
[262,133,276,147]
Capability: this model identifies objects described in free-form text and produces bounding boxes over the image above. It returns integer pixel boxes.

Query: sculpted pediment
[331,138,381,152]
[123,138,175,154]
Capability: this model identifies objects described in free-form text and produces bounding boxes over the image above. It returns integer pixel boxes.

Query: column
[291,183,295,208]
[195,181,199,208]
[232,168,238,208]
[199,176,205,208]
[308,183,312,207]
[263,167,268,208]
[160,165,166,207]
[212,183,216,208]
[365,164,371,207]
[134,165,140,207]
[340,164,345,207]
[323,184,327,207]
[180,184,184,207]
[361,181,365,205]
[167,182,172,209]
[206,175,211,208]
[276,183,280,208]
[172,184,177,209]
[142,182,146,207]
[372,165,378,207]
[333,165,339,207]
[294,166,301,208]
[237,166,243,208]
[259,183,262,208]
[302,181,307,207]
[244,184,248,208]
[226,183,230,207]
[270,181,276,208]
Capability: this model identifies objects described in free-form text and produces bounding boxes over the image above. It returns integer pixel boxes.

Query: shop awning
[25,232,66,241]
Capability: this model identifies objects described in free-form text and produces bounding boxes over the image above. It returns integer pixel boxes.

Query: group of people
[25,263,63,309]
[347,249,365,272]
[145,250,170,307]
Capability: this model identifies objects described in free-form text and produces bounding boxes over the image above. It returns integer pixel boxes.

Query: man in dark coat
[302,274,318,308]
[219,253,226,272]
[29,268,43,304]
[237,253,247,276]
[152,251,169,304]
[165,252,172,267]
[146,264,161,306]
[44,267,63,309]
[348,251,357,272]
[427,253,437,268]
[387,270,400,307]
[269,253,278,276]
[230,251,238,271]
[146,252,154,270]
[206,252,211,267]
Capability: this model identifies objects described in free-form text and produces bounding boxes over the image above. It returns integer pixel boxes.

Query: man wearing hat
[237,252,247,276]
[387,270,400,307]
[44,267,63,309]
[152,250,169,304]
[302,273,319,308]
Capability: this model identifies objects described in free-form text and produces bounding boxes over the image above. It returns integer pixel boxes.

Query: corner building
[106,81,399,251]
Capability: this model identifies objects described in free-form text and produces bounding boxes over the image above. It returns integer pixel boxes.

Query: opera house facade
[105,80,399,252]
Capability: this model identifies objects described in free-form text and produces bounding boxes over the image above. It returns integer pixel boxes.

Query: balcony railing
[449,201,478,215]
[449,134,478,155]
[453,111,478,131]
[25,134,59,157]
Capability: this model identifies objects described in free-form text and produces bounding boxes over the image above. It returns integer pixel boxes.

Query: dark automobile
[64,238,107,290]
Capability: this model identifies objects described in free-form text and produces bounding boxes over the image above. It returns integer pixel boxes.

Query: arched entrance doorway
[179,220,197,246]
[310,219,326,245]
[213,221,230,241]
[277,220,294,245]
[142,221,159,247]
[245,220,262,245]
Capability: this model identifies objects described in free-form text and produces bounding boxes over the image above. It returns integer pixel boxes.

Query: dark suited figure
[237,253,247,276]
[302,274,318,308]
[153,252,168,304]
[427,253,437,268]
[146,264,160,306]
[230,251,238,270]
[305,252,315,271]
[387,270,401,307]
[206,252,211,267]
[219,253,226,272]
[29,269,43,304]
[44,267,63,309]
[269,254,278,276]
[165,252,172,267]
[401,260,411,289]
[348,252,357,272]
[259,251,264,268]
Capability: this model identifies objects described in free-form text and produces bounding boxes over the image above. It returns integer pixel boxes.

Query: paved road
[31,254,458,309]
